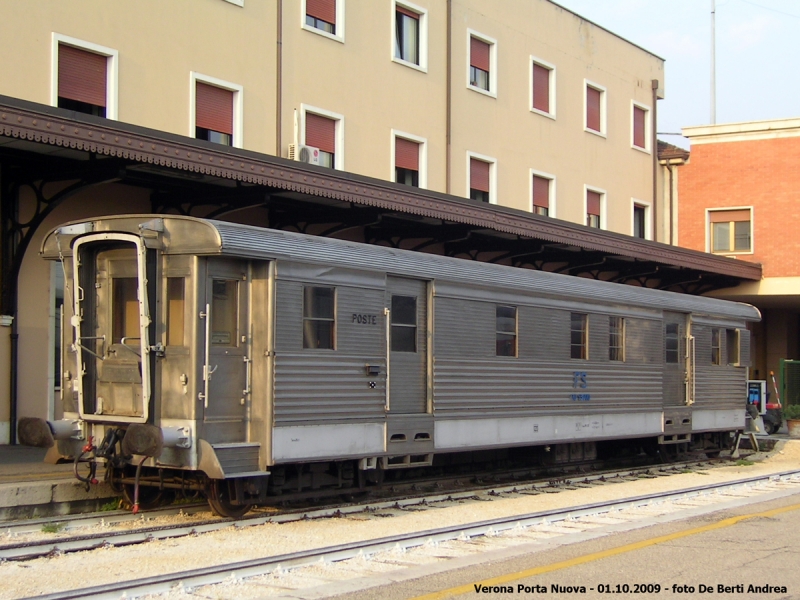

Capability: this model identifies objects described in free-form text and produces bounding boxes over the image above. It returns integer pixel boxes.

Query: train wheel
[122,485,175,510]
[206,480,250,519]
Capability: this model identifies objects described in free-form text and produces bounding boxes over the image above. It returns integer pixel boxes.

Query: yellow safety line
[410,502,800,600]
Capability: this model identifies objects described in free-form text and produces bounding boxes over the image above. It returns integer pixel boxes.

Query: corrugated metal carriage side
[23,215,760,516]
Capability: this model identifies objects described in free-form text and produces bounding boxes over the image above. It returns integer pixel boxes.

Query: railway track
[17,469,800,600]
[0,457,736,561]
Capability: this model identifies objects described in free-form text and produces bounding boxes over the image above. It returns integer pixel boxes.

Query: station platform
[0,445,116,520]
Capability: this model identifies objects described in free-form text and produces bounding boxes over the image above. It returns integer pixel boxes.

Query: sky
[553,0,800,148]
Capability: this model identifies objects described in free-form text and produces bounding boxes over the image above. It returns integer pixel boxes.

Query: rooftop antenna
[710,0,716,124]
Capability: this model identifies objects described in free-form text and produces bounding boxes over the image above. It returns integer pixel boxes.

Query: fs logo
[572,371,588,389]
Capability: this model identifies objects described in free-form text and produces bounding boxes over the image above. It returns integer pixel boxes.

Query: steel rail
[18,469,800,600]
[0,460,719,560]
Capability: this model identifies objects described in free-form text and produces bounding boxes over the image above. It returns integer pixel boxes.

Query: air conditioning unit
[288,144,320,166]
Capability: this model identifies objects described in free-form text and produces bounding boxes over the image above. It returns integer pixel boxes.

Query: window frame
[301,104,345,171]
[303,285,337,350]
[301,0,345,44]
[529,169,556,217]
[632,198,652,240]
[609,316,625,362]
[584,185,607,230]
[466,29,497,99]
[392,0,428,72]
[391,130,427,189]
[495,305,518,358]
[570,312,588,360]
[529,56,556,119]
[584,79,607,137]
[190,72,244,149]
[51,33,119,120]
[221,0,244,6]
[390,294,417,353]
[706,207,754,255]
[466,151,497,205]
[631,100,651,153]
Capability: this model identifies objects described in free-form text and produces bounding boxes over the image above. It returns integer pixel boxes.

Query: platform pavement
[0,444,116,520]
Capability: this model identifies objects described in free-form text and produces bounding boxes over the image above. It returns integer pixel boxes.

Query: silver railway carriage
[20,215,760,516]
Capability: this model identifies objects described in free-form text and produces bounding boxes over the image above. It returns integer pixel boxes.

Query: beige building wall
[0,0,668,430]
[0,0,276,153]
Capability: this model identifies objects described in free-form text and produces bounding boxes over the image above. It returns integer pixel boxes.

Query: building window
[632,102,650,151]
[395,137,420,187]
[395,4,419,66]
[531,57,555,117]
[195,82,234,146]
[585,81,606,136]
[304,110,339,169]
[469,156,492,203]
[609,317,624,361]
[531,173,552,216]
[711,328,721,365]
[191,73,243,149]
[709,209,752,254]
[586,189,604,228]
[496,305,517,357]
[305,0,336,35]
[571,313,588,360]
[467,31,496,96]
[633,204,646,238]
[52,35,118,120]
[391,295,417,353]
[665,323,679,364]
[303,286,335,349]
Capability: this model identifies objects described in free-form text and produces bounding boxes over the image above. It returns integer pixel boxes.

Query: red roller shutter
[532,63,550,113]
[586,86,601,132]
[395,138,419,171]
[396,5,419,19]
[587,190,601,216]
[58,44,107,107]
[305,113,336,154]
[470,37,490,72]
[195,83,233,134]
[532,175,549,209]
[633,106,646,148]
[709,209,749,223]
[470,158,490,193]
[307,0,336,24]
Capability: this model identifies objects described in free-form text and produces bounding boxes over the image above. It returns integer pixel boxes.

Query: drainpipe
[651,79,659,242]
[9,318,16,445]
[276,0,283,156]
[446,0,452,195]
[667,162,675,245]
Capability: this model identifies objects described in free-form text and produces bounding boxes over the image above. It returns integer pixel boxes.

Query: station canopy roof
[0,95,761,295]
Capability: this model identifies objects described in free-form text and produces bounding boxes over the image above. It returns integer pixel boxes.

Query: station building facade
[1,0,747,444]
[679,119,800,393]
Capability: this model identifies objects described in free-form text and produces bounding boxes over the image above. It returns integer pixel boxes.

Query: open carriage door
[72,233,154,423]
[384,277,433,460]
[199,259,251,444]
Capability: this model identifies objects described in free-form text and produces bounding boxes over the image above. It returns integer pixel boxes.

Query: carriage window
[711,328,721,365]
[112,277,140,344]
[303,286,335,349]
[665,323,679,363]
[496,305,517,357]
[211,279,238,346]
[571,313,587,359]
[726,329,740,366]
[166,278,185,346]
[391,295,417,352]
[609,317,624,361]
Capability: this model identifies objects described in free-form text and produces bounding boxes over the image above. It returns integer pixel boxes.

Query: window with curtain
[470,158,490,203]
[395,6,420,65]
[58,44,108,118]
[305,112,336,168]
[395,137,420,187]
[306,0,336,34]
[586,85,603,133]
[470,36,491,91]
[195,82,233,146]
[587,190,602,228]
[532,174,550,216]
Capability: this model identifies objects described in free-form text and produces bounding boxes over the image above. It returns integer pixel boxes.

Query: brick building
[680,119,800,387]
